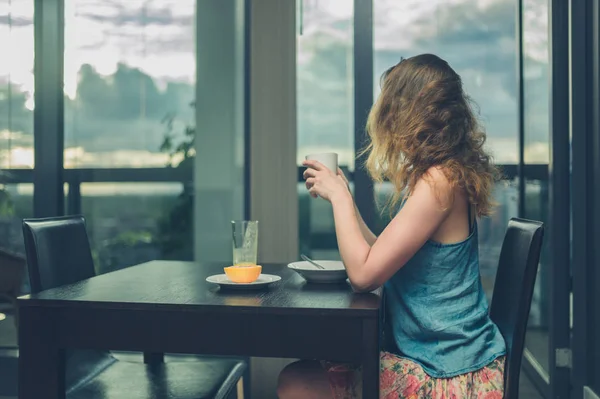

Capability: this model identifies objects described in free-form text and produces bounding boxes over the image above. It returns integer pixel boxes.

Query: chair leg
[236,378,244,399]
[243,363,251,399]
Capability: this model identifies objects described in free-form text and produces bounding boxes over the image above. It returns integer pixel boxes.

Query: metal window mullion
[353,0,375,230]
[516,0,525,218]
[571,0,597,395]
[33,0,65,217]
[591,0,600,391]
[548,0,572,397]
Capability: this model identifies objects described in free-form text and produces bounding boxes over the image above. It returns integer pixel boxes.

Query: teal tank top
[383,220,506,378]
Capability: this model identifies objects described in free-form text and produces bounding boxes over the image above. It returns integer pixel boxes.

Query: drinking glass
[231,220,259,265]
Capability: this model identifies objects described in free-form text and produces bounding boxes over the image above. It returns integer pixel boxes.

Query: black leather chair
[490,217,544,399]
[22,215,247,399]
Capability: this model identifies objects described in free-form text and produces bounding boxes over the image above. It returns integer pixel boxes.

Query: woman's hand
[302,160,350,203]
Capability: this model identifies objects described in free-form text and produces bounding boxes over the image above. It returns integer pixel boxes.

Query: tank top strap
[468,202,473,235]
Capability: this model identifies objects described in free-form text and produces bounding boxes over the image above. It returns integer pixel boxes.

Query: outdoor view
[1,0,550,361]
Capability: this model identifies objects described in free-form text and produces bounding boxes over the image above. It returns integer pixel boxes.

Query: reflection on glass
[64,0,196,169]
[373,0,518,164]
[296,0,354,170]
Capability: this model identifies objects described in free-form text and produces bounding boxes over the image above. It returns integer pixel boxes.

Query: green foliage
[155,102,196,260]
[0,185,14,216]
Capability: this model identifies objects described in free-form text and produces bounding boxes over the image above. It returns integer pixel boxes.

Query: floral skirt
[322,352,505,399]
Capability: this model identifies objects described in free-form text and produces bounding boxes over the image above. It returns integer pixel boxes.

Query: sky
[0,0,550,178]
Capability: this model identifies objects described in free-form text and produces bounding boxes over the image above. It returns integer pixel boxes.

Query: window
[64,0,195,169]
[373,0,518,164]
[63,0,196,265]
[522,0,550,372]
[297,0,354,170]
[0,0,34,349]
[297,0,354,258]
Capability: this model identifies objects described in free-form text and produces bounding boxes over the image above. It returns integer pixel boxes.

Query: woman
[277,54,506,398]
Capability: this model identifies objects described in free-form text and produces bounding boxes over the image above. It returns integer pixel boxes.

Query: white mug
[305,152,339,173]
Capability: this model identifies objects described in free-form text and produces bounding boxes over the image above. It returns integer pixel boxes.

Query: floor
[0,355,544,399]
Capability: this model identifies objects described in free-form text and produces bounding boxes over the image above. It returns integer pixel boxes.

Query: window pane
[64,0,195,169]
[296,0,354,170]
[373,0,518,164]
[0,0,33,349]
[296,0,354,256]
[523,0,549,164]
[524,177,550,372]
[523,0,550,373]
[0,0,34,170]
[62,0,196,262]
[75,182,185,274]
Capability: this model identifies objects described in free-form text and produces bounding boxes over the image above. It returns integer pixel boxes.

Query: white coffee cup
[305,152,339,173]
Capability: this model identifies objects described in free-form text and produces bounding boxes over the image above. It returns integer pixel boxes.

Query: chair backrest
[490,217,544,399]
[22,215,96,293]
[21,215,116,391]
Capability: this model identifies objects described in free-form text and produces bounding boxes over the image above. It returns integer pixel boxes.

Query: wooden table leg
[18,307,65,399]
[362,319,380,398]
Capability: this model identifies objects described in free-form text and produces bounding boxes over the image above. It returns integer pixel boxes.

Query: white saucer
[287,260,348,283]
[206,273,281,289]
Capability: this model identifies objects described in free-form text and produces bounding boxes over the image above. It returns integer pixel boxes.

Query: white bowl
[287,260,348,283]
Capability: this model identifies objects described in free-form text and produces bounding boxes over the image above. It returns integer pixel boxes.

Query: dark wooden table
[18,261,381,398]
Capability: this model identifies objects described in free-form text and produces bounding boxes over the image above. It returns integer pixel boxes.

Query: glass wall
[0,0,34,349]
[63,0,196,271]
[297,0,354,259]
[0,0,34,250]
[0,0,246,355]
[63,0,195,169]
[522,0,551,373]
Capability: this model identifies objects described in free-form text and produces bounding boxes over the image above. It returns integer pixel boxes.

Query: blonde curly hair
[363,54,499,217]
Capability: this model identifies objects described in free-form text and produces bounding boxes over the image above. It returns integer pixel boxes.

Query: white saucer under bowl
[206,273,281,289]
[287,260,348,283]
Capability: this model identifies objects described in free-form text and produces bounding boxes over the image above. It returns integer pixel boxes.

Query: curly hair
[363,54,499,217]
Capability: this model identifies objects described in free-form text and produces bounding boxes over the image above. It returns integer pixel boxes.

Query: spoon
[300,254,326,270]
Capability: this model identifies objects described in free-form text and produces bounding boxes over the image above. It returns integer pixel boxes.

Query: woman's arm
[354,202,378,246]
[330,168,453,292]
[303,161,451,292]
[337,168,378,246]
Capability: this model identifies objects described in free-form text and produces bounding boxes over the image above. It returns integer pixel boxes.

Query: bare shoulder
[415,166,456,209]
